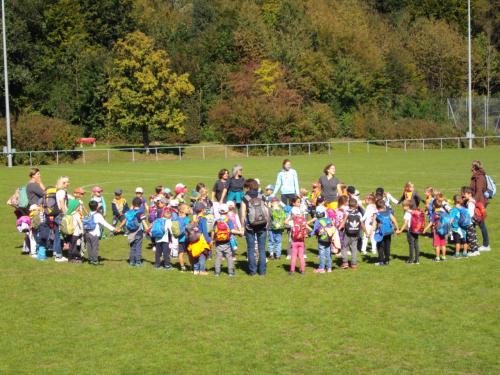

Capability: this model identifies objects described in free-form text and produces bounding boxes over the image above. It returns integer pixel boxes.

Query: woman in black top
[211,169,229,217]
[224,164,245,210]
[26,168,46,206]
[319,164,340,209]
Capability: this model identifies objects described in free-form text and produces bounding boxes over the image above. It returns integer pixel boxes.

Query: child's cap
[227,200,235,208]
[265,184,274,191]
[375,187,384,195]
[92,186,103,193]
[169,199,179,207]
[29,204,39,211]
[255,178,260,186]
[218,204,229,213]
[347,186,356,194]
[316,195,325,204]
[163,187,171,195]
[73,187,85,195]
[114,188,122,195]
[175,183,187,194]
[135,187,144,193]
[316,205,326,215]
[291,207,301,216]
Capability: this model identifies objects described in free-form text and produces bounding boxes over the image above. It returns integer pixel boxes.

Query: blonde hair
[55,176,69,190]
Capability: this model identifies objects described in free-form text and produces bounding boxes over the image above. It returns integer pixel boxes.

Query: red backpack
[473,201,487,223]
[291,216,307,242]
[409,209,425,234]
[214,218,230,242]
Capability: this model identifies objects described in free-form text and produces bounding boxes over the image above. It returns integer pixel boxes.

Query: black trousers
[376,235,392,264]
[155,241,170,267]
[407,232,420,262]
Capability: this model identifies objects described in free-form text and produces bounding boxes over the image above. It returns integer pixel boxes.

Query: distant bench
[77,138,96,147]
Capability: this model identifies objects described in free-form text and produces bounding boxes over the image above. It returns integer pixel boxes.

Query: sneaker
[350,264,358,269]
[374,262,385,266]
[299,271,305,275]
[433,257,440,262]
[454,253,461,259]
[478,245,491,252]
[371,249,377,255]
[303,254,307,259]
[180,266,187,272]
[214,273,220,277]
[462,252,469,257]
[286,255,291,260]
[327,268,332,273]
[470,251,480,257]
[361,251,367,255]
[54,256,68,263]
[314,268,325,274]
[30,253,38,259]
[341,263,349,269]
[413,260,420,265]
[405,259,413,264]
[193,270,200,275]
[199,271,209,276]
[228,273,235,277]
[135,261,143,267]
[164,265,174,271]
[288,271,294,276]
[440,256,447,261]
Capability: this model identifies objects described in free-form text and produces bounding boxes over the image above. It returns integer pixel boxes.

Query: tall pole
[1,0,12,167]
[467,0,473,150]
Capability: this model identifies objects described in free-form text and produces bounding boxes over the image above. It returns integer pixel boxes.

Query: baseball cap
[291,207,301,216]
[255,178,260,186]
[265,184,274,191]
[29,204,39,211]
[218,204,229,213]
[73,187,85,194]
[169,199,179,207]
[135,187,144,193]
[175,183,187,194]
[316,195,325,204]
[193,202,205,214]
[114,188,122,195]
[92,186,103,193]
[315,205,326,215]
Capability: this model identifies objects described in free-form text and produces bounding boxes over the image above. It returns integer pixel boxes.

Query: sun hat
[135,187,144,193]
[73,187,85,194]
[175,183,187,194]
[265,184,274,191]
[92,186,103,193]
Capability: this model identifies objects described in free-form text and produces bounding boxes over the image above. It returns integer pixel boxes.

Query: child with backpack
[311,206,337,273]
[83,200,116,265]
[424,187,435,219]
[226,201,242,259]
[63,199,83,264]
[187,202,212,275]
[151,208,175,270]
[90,186,106,217]
[361,194,378,255]
[396,200,425,264]
[370,199,399,266]
[339,199,366,269]
[175,203,191,272]
[112,189,129,229]
[119,197,150,267]
[213,204,241,276]
[289,207,311,275]
[449,195,468,259]
[268,198,286,260]
[134,187,148,214]
[424,199,450,262]
[461,188,480,257]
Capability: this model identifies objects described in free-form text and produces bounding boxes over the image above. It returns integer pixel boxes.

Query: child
[264,184,274,204]
[424,200,450,262]
[83,200,116,265]
[72,187,88,215]
[398,181,423,208]
[119,197,150,267]
[312,205,335,273]
[149,186,164,206]
[174,183,188,203]
[112,189,129,228]
[226,200,242,259]
[195,183,212,210]
[289,207,311,275]
[424,186,435,219]
[151,208,174,270]
[187,202,212,275]
[176,203,191,272]
[134,187,148,214]
[338,183,347,197]
[396,200,424,264]
[449,195,468,258]
[90,186,106,217]
[340,199,365,269]
[268,198,286,260]
[375,187,398,210]
[461,187,480,257]
[347,186,364,210]
[434,191,452,213]
[286,197,308,259]
[361,194,378,255]
[335,196,349,250]
[370,199,399,266]
[213,204,241,276]
[65,199,83,263]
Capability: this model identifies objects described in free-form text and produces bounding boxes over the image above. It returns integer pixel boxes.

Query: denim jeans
[268,230,283,257]
[52,223,62,257]
[129,230,144,264]
[318,242,332,269]
[245,230,267,275]
[477,221,489,247]
[192,253,207,271]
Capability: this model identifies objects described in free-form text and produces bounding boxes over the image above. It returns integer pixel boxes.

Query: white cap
[135,187,144,193]
[291,207,301,216]
[218,204,229,213]
[255,178,260,186]
[169,199,179,207]
[29,204,39,211]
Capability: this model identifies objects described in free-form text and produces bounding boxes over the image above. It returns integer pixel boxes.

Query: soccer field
[0,147,499,374]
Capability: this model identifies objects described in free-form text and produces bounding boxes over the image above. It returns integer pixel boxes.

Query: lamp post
[467,0,473,150]
[1,0,12,167]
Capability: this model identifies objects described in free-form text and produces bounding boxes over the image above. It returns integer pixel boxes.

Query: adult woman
[470,160,490,251]
[52,176,70,262]
[224,164,245,209]
[212,169,229,217]
[241,179,268,276]
[272,159,299,205]
[319,164,340,210]
[26,168,46,206]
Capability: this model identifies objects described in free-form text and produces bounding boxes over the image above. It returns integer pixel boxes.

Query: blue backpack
[124,209,140,232]
[485,175,496,199]
[376,211,394,236]
[436,211,451,236]
[82,213,97,232]
[457,207,472,228]
[151,218,166,239]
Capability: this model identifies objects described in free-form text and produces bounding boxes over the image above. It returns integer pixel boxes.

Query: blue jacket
[273,169,299,196]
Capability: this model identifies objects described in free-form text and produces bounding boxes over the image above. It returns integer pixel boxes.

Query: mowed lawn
[0,147,499,374]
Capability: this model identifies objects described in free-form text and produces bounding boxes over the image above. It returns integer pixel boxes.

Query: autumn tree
[104,31,194,150]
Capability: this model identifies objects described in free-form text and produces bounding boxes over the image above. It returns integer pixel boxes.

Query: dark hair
[292,197,301,205]
[472,160,483,171]
[195,183,206,192]
[432,199,442,209]
[453,194,463,205]
[461,186,473,195]
[218,169,229,179]
[347,186,355,195]
[338,196,347,206]
[323,164,334,175]
[155,186,163,194]
[132,197,143,207]
[282,159,291,169]
[375,187,384,195]
[244,179,259,191]
[316,195,325,204]
[375,199,386,210]
[88,200,98,211]
[348,198,358,209]
[29,168,40,178]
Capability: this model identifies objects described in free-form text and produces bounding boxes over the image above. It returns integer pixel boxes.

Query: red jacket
[470,170,487,205]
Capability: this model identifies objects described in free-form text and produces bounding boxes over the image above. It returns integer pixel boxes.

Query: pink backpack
[16,216,31,233]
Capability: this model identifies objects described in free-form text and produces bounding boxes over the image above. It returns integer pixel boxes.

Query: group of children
[12,176,491,276]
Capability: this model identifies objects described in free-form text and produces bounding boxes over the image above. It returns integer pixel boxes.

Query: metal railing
[3,135,500,167]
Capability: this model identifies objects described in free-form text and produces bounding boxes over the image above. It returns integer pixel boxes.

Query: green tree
[104,31,194,150]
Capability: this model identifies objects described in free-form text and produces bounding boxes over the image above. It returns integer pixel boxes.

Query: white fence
[3,136,500,166]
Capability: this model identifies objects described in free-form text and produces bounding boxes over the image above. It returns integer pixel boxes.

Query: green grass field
[0,147,499,374]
